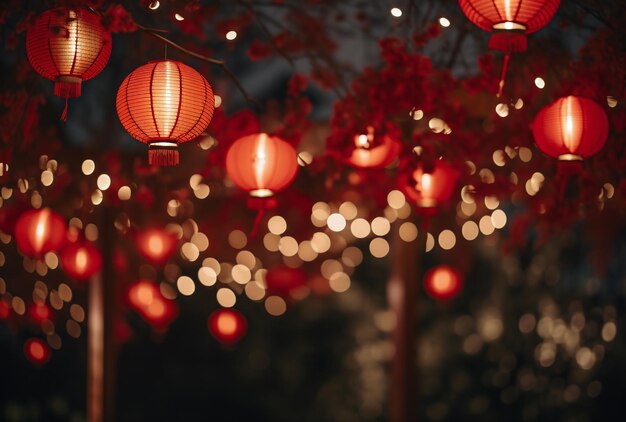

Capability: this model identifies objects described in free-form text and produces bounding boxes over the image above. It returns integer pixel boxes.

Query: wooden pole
[388,214,426,422]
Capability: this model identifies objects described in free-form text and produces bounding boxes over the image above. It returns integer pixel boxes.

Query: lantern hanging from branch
[26,8,112,121]
[135,228,179,266]
[424,265,463,301]
[208,309,247,345]
[532,95,608,162]
[60,240,102,281]
[15,208,66,258]
[225,133,299,198]
[458,0,560,96]
[400,159,459,215]
[116,60,215,166]
[346,126,402,169]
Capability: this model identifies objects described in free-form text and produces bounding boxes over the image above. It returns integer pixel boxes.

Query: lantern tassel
[249,209,265,241]
[60,98,68,122]
[497,53,511,98]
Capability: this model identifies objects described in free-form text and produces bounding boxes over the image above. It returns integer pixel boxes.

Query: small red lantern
[400,160,459,213]
[135,228,179,266]
[15,208,66,258]
[116,60,215,166]
[532,96,608,161]
[24,338,51,365]
[225,133,299,198]
[424,265,463,300]
[208,308,247,344]
[26,8,112,120]
[128,280,177,328]
[265,266,307,297]
[0,300,10,320]
[60,240,102,281]
[29,303,52,324]
[346,126,402,169]
[458,0,560,52]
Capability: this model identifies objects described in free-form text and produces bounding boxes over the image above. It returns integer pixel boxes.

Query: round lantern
[265,266,307,296]
[116,60,215,166]
[26,8,112,119]
[60,240,102,281]
[347,127,402,169]
[15,208,66,258]
[532,96,608,161]
[29,303,52,324]
[24,338,51,365]
[128,280,178,328]
[225,133,299,198]
[424,265,463,300]
[458,0,560,52]
[208,309,247,344]
[135,228,179,266]
[400,160,459,212]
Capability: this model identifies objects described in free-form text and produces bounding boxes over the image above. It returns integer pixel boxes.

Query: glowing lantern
[29,303,53,324]
[424,265,463,300]
[347,127,402,169]
[400,160,459,213]
[24,338,51,365]
[136,228,178,266]
[0,301,9,319]
[208,308,247,344]
[458,0,560,52]
[26,8,112,120]
[128,280,177,328]
[265,266,307,297]
[532,96,608,162]
[60,240,102,281]
[225,133,299,198]
[116,60,215,166]
[15,208,66,258]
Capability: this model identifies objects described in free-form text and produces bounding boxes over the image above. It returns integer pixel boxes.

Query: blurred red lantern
[60,240,102,281]
[15,208,66,258]
[26,8,112,120]
[400,160,459,213]
[136,228,179,266]
[532,96,608,161]
[0,300,9,319]
[265,266,307,297]
[29,303,52,324]
[225,133,299,198]
[424,266,463,300]
[458,0,560,52]
[346,127,402,169]
[208,308,247,344]
[116,60,215,166]
[128,280,177,328]
[24,338,51,365]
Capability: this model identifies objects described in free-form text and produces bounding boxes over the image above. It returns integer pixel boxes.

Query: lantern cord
[497,54,511,98]
[249,209,265,241]
[60,98,68,123]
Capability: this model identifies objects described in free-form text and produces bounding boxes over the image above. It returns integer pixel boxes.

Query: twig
[135,23,261,108]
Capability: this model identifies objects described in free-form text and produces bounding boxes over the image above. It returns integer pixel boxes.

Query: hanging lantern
[116,60,215,166]
[532,96,608,162]
[60,240,102,281]
[24,338,51,365]
[128,280,178,328]
[424,265,463,300]
[15,208,66,258]
[135,228,179,266]
[265,266,307,297]
[208,308,247,344]
[26,8,112,120]
[346,126,402,169]
[400,160,459,213]
[225,133,299,198]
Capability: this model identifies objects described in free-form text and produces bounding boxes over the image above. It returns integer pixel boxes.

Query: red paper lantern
[532,96,608,161]
[347,127,402,169]
[15,208,66,258]
[225,133,299,198]
[128,280,177,328]
[60,240,102,281]
[458,0,560,52]
[24,338,51,365]
[208,308,247,344]
[29,303,52,324]
[116,60,215,166]
[265,266,307,296]
[424,266,463,300]
[26,8,111,119]
[400,160,459,212]
[136,228,179,266]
